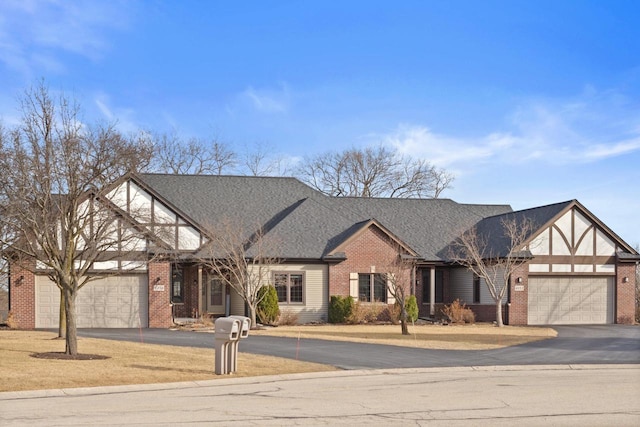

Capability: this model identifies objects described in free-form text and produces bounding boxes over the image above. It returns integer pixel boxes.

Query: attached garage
[36,275,149,328]
[528,277,614,325]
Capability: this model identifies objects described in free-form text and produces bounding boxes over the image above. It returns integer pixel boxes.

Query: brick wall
[507,264,528,325]
[328,225,405,298]
[616,263,636,324]
[148,261,172,328]
[8,262,36,329]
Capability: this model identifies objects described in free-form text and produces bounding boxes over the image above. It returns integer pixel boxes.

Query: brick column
[8,262,36,329]
[148,261,172,328]
[507,264,528,325]
[616,263,636,324]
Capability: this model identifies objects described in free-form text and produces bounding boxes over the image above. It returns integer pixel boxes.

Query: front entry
[206,275,226,314]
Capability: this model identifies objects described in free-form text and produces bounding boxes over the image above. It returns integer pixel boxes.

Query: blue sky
[1,0,639,246]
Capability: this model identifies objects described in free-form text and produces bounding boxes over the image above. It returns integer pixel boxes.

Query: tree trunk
[400,304,409,335]
[495,300,504,327]
[249,305,257,328]
[58,293,66,339]
[64,289,78,355]
[401,319,409,335]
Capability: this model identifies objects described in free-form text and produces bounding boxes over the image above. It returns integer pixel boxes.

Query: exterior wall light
[622,277,629,283]
[516,277,523,283]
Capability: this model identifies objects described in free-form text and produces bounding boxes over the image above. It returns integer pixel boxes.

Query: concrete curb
[2,363,639,401]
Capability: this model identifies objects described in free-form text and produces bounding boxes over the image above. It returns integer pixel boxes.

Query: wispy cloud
[379,86,640,170]
[0,0,134,76]
[241,83,291,114]
[94,92,139,134]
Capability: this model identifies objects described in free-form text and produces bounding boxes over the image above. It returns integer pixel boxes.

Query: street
[1,365,639,426]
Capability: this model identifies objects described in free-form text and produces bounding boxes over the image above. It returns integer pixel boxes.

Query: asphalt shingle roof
[471,200,574,258]
[137,174,574,262]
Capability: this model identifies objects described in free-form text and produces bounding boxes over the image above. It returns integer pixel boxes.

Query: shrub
[442,299,475,324]
[5,311,17,329]
[256,285,280,325]
[348,301,385,324]
[199,313,214,327]
[405,295,419,322]
[328,295,354,323]
[278,309,299,326]
[382,303,401,324]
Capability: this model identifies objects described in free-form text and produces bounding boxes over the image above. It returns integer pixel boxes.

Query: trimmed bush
[256,285,280,325]
[328,295,354,323]
[405,295,419,322]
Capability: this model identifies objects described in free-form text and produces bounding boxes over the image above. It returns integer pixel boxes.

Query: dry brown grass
[0,331,336,392]
[252,323,557,350]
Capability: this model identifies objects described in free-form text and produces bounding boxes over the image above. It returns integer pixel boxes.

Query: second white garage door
[36,275,149,328]
[528,276,614,325]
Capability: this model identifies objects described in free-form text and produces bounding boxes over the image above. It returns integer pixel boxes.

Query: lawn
[1,323,557,392]
[251,323,557,350]
[0,331,335,392]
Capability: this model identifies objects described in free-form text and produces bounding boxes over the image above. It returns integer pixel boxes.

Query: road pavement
[1,365,639,426]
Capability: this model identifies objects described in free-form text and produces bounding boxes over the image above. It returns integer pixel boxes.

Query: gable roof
[132,174,636,263]
[334,198,512,261]
[469,200,574,258]
[469,199,639,258]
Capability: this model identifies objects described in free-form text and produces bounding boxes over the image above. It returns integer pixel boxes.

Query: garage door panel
[36,275,148,328]
[528,277,613,325]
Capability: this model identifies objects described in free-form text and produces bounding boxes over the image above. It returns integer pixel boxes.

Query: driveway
[78,325,640,369]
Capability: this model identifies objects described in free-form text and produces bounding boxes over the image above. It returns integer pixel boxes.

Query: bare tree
[149,131,237,175]
[0,82,153,355]
[198,218,280,327]
[296,146,454,198]
[449,217,535,327]
[240,141,291,177]
[384,251,415,335]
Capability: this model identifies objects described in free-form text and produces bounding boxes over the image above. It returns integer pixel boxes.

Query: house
[7,173,639,328]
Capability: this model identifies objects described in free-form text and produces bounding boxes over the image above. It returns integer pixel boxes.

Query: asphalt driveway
[78,325,640,370]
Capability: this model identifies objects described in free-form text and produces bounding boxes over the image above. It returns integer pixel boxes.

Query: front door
[207,276,226,314]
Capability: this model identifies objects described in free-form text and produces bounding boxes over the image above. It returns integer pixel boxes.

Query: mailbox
[230,316,251,339]
[227,316,251,372]
[214,317,240,340]
[214,317,241,375]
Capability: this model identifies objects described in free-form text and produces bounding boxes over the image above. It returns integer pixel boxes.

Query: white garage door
[36,275,149,328]
[528,277,614,325]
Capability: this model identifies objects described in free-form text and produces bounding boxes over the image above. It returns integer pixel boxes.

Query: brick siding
[616,263,636,324]
[328,225,405,299]
[507,264,529,325]
[8,262,36,329]
[148,261,172,327]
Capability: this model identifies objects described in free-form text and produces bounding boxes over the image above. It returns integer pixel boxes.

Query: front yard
[1,323,556,392]
[251,323,557,350]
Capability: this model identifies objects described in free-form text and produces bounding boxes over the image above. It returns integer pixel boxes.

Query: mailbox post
[228,316,251,372]
[214,317,241,375]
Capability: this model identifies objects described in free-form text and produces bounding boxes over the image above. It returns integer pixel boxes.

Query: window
[473,274,481,303]
[171,265,184,304]
[273,272,304,304]
[358,273,387,303]
[422,269,444,304]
